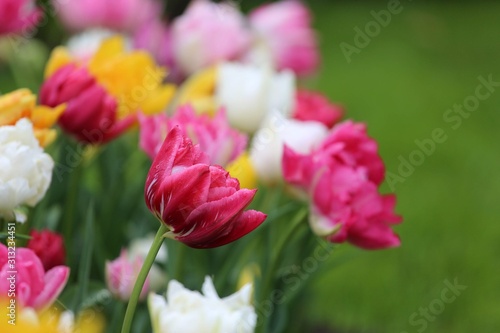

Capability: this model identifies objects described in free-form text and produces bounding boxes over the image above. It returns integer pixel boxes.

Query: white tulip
[0,119,54,221]
[250,117,328,184]
[149,276,256,333]
[216,62,295,133]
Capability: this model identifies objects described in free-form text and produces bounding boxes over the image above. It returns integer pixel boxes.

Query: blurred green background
[1,1,499,332]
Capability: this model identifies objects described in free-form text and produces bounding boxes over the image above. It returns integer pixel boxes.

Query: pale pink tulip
[53,0,160,32]
[249,0,319,76]
[105,249,150,301]
[0,244,69,310]
[171,0,252,75]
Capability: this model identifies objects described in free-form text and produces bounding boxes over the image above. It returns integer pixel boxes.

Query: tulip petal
[32,266,70,310]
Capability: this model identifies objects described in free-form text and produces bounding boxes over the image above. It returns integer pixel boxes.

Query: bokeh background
[1,1,499,332]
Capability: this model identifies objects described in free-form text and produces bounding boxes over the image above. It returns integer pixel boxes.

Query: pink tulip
[293,90,344,128]
[138,112,169,160]
[171,0,252,75]
[53,0,160,32]
[0,244,69,310]
[249,0,319,76]
[139,105,247,166]
[105,249,150,301]
[40,64,134,144]
[145,126,266,249]
[283,121,402,249]
[0,0,41,36]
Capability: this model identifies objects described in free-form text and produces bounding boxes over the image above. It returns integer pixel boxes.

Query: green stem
[121,224,168,333]
[257,208,308,333]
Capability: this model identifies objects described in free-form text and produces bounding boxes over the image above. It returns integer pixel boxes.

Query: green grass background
[1,1,499,332]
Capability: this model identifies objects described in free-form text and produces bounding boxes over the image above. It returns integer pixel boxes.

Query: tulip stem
[257,208,308,333]
[121,224,168,333]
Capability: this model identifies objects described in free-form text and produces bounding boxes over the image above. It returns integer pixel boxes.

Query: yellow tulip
[44,36,176,122]
[0,89,65,147]
[174,66,217,116]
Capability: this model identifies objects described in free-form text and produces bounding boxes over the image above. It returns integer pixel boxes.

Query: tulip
[283,121,402,249]
[139,105,247,166]
[0,0,41,36]
[0,89,65,147]
[40,36,175,144]
[149,276,256,333]
[0,244,70,311]
[105,249,150,301]
[216,62,296,133]
[0,119,54,221]
[293,90,344,128]
[249,1,319,76]
[53,0,160,32]
[66,28,124,61]
[145,126,266,249]
[27,229,66,271]
[171,0,252,75]
[40,63,132,144]
[251,116,328,184]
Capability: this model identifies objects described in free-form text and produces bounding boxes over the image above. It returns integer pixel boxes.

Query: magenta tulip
[283,121,402,249]
[145,126,266,249]
[0,0,41,36]
[40,64,134,144]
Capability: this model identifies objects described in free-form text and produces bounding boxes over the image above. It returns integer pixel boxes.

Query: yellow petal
[226,152,257,189]
[139,85,177,116]
[0,89,35,126]
[45,47,73,78]
[34,128,57,147]
[32,104,66,128]
[88,36,126,73]
[176,66,217,105]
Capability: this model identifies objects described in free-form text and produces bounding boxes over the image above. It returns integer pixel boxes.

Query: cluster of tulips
[0,0,402,332]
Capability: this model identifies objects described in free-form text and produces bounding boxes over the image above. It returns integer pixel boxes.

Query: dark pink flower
[283,121,401,250]
[293,90,344,128]
[27,229,66,271]
[145,126,266,249]
[249,0,319,76]
[0,0,41,36]
[40,64,135,144]
[139,105,247,167]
